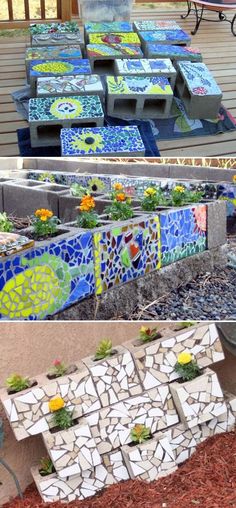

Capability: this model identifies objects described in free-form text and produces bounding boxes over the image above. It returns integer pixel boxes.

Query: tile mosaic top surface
[147,44,202,60]
[60,126,145,156]
[106,76,173,96]
[116,58,176,75]
[88,33,141,45]
[37,75,104,97]
[178,62,222,96]
[134,20,181,31]
[87,44,143,58]
[26,46,82,61]
[0,233,34,257]
[29,96,104,122]
[32,32,82,45]
[140,29,191,44]
[85,22,133,33]
[30,59,91,77]
[30,22,80,34]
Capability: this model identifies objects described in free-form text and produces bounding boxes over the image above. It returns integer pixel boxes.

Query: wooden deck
[0,4,236,157]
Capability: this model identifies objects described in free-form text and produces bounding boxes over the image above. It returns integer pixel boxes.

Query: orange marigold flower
[113,182,123,191]
[116,193,126,202]
[35,208,53,220]
[79,195,95,212]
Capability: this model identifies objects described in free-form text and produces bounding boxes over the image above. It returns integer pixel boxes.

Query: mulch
[3,431,236,508]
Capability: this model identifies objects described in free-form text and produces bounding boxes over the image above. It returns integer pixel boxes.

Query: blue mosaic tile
[140,29,191,45]
[85,22,133,33]
[29,96,103,122]
[217,183,236,217]
[26,46,82,62]
[30,59,91,78]
[30,22,80,34]
[134,20,181,31]
[147,44,202,61]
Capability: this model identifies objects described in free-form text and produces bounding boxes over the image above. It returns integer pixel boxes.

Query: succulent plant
[6,374,30,393]
[95,339,113,360]
[130,424,151,444]
[39,457,55,476]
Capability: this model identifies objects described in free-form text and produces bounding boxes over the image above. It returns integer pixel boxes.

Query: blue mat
[17,120,160,157]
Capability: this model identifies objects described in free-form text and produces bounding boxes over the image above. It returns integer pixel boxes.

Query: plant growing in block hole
[105,183,134,221]
[49,397,74,430]
[130,424,151,444]
[39,457,55,477]
[141,187,168,211]
[174,352,201,382]
[139,326,161,343]
[76,194,99,229]
[6,374,31,394]
[32,209,60,239]
[94,339,113,360]
[0,213,14,233]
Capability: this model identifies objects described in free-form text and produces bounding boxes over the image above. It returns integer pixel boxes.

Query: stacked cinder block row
[2,323,235,503]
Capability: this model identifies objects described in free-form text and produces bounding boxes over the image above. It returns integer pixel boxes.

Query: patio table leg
[181,0,192,19]
[191,2,205,35]
[231,13,236,35]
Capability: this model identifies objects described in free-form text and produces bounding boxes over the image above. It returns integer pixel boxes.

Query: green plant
[180,322,196,328]
[139,326,159,343]
[32,209,60,238]
[141,187,168,211]
[38,172,55,183]
[70,183,88,197]
[6,374,30,393]
[0,212,13,233]
[76,195,99,229]
[95,339,113,360]
[50,359,67,377]
[39,457,55,476]
[169,186,203,207]
[52,407,74,430]
[174,352,201,382]
[105,200,134,221]
[130,424,151,444]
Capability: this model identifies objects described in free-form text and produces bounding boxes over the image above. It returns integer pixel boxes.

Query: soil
[47,364,78,380]
[93,350,118,362]
[3,431,236,508]
[7,380,37,395]
[25,229,69,241]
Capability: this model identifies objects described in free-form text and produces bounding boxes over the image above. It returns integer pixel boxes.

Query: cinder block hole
[71,122,97,128]
[43,185,69,192]
[37,125,62,140]
[113,98,137,115]
[175,73,186,94]
[14,180,40,187]
[143,98,166,115]
[93,59,115,74]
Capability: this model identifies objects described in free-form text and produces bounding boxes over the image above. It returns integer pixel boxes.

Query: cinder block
[87,44,143,75]
[207,200,227,249]
[29,58,91,93]
[2,180,61,216]
[84,21,133,42]
[60,126,145,157]
[114,58,176,88]
[106,75,173,119]
[37,74,104,101]
[31,32,83,49]
[146,44,202,63]
[139,29,191,56]
[133,20,181,31]
[29,95,104,148]
[176,61,222,119]
[88,32,141,46]
[25,46,82,82]
[59,193,107,222]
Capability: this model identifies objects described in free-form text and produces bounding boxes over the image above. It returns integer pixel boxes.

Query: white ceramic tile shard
[83,347,142,406]
[43,422,102,478]
[122,434,177,481]
[86,387,179,454]
[165,423,202,464]
[170,369,227,429]
[125,324,224,391]
[0,362,101,441]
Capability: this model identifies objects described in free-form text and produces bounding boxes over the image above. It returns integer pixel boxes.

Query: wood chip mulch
[3,431,236,508]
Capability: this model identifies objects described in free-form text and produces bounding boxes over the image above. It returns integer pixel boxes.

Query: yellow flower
[140,326,148,333]
[174,185,185,193]
[79,194,95,212]
[177,352,192,365]
[35,209,53,220]
[232,175,236,183]
[50,98,83,120]
[48,397,65,412]
[40,216,48,222]
[113,182,123,191]
[71,132,103,153]
[144,187,157,197]
[116,193,126,202]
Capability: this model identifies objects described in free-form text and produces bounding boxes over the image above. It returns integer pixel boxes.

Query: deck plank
[0,5,235,156]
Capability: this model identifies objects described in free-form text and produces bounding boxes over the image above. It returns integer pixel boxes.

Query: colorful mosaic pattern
[115,58,176,76]
[0,231,94,320]
[29,96,103,122]
[26,46,82,62]
[147,44,202,61]
[178,62,222,96]
[140,29,191,45]
[85,22,133,33]
[30,22,80,34]
[0,233,34,257]
[106,76,173,95]
[134,20,181,31]
[60,126,145,157]
[160,205,207,266]
[87,44,143,58]
[30,59,91,78]
[32,33,82,46]
[93,216,161,295]
[88,33,141,45]
[37,75,104,98]
[217,183,236,217]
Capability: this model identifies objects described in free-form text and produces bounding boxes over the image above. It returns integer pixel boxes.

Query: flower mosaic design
[70,132,104,153]
[193,205,207,233]
[87,44,142,57]
[32,61,74,74]
[50,98,83,119]
[192,87,208,95]
[89,33,140,45]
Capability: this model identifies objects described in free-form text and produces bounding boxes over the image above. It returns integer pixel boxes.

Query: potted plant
[168,185,204,207]
[47,359,78,380]
[140,187,169,212]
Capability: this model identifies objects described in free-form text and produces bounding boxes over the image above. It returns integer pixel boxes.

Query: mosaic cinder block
[88,33,141,46]
[170,368,227,429]
[82,346,142,406]
[87,44,143,74]
[122,433,177,481]
[146,44,202,63]
[115,58,176,88]
[37,75,104,100]
[86,388,179,455]
[165,423,202,464]
[125,323,224,391]
[25,46,82,81]
[29,59,91,91]
[30,22,81,35]
[160,205,207,266]
[140,30,191,56]
[106,75,173,119]
[134,20,181,31]
[29,96,104,148]
[93,215,161,295]
[43,421,102,478]
[217,183,236,217]
[60,125,145,157]
[85,21,133,35]
[1,362,100,441]
[32,33,82,48]
[0,230,95,321]
[176,62,222,119]
[0,232,34,257]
